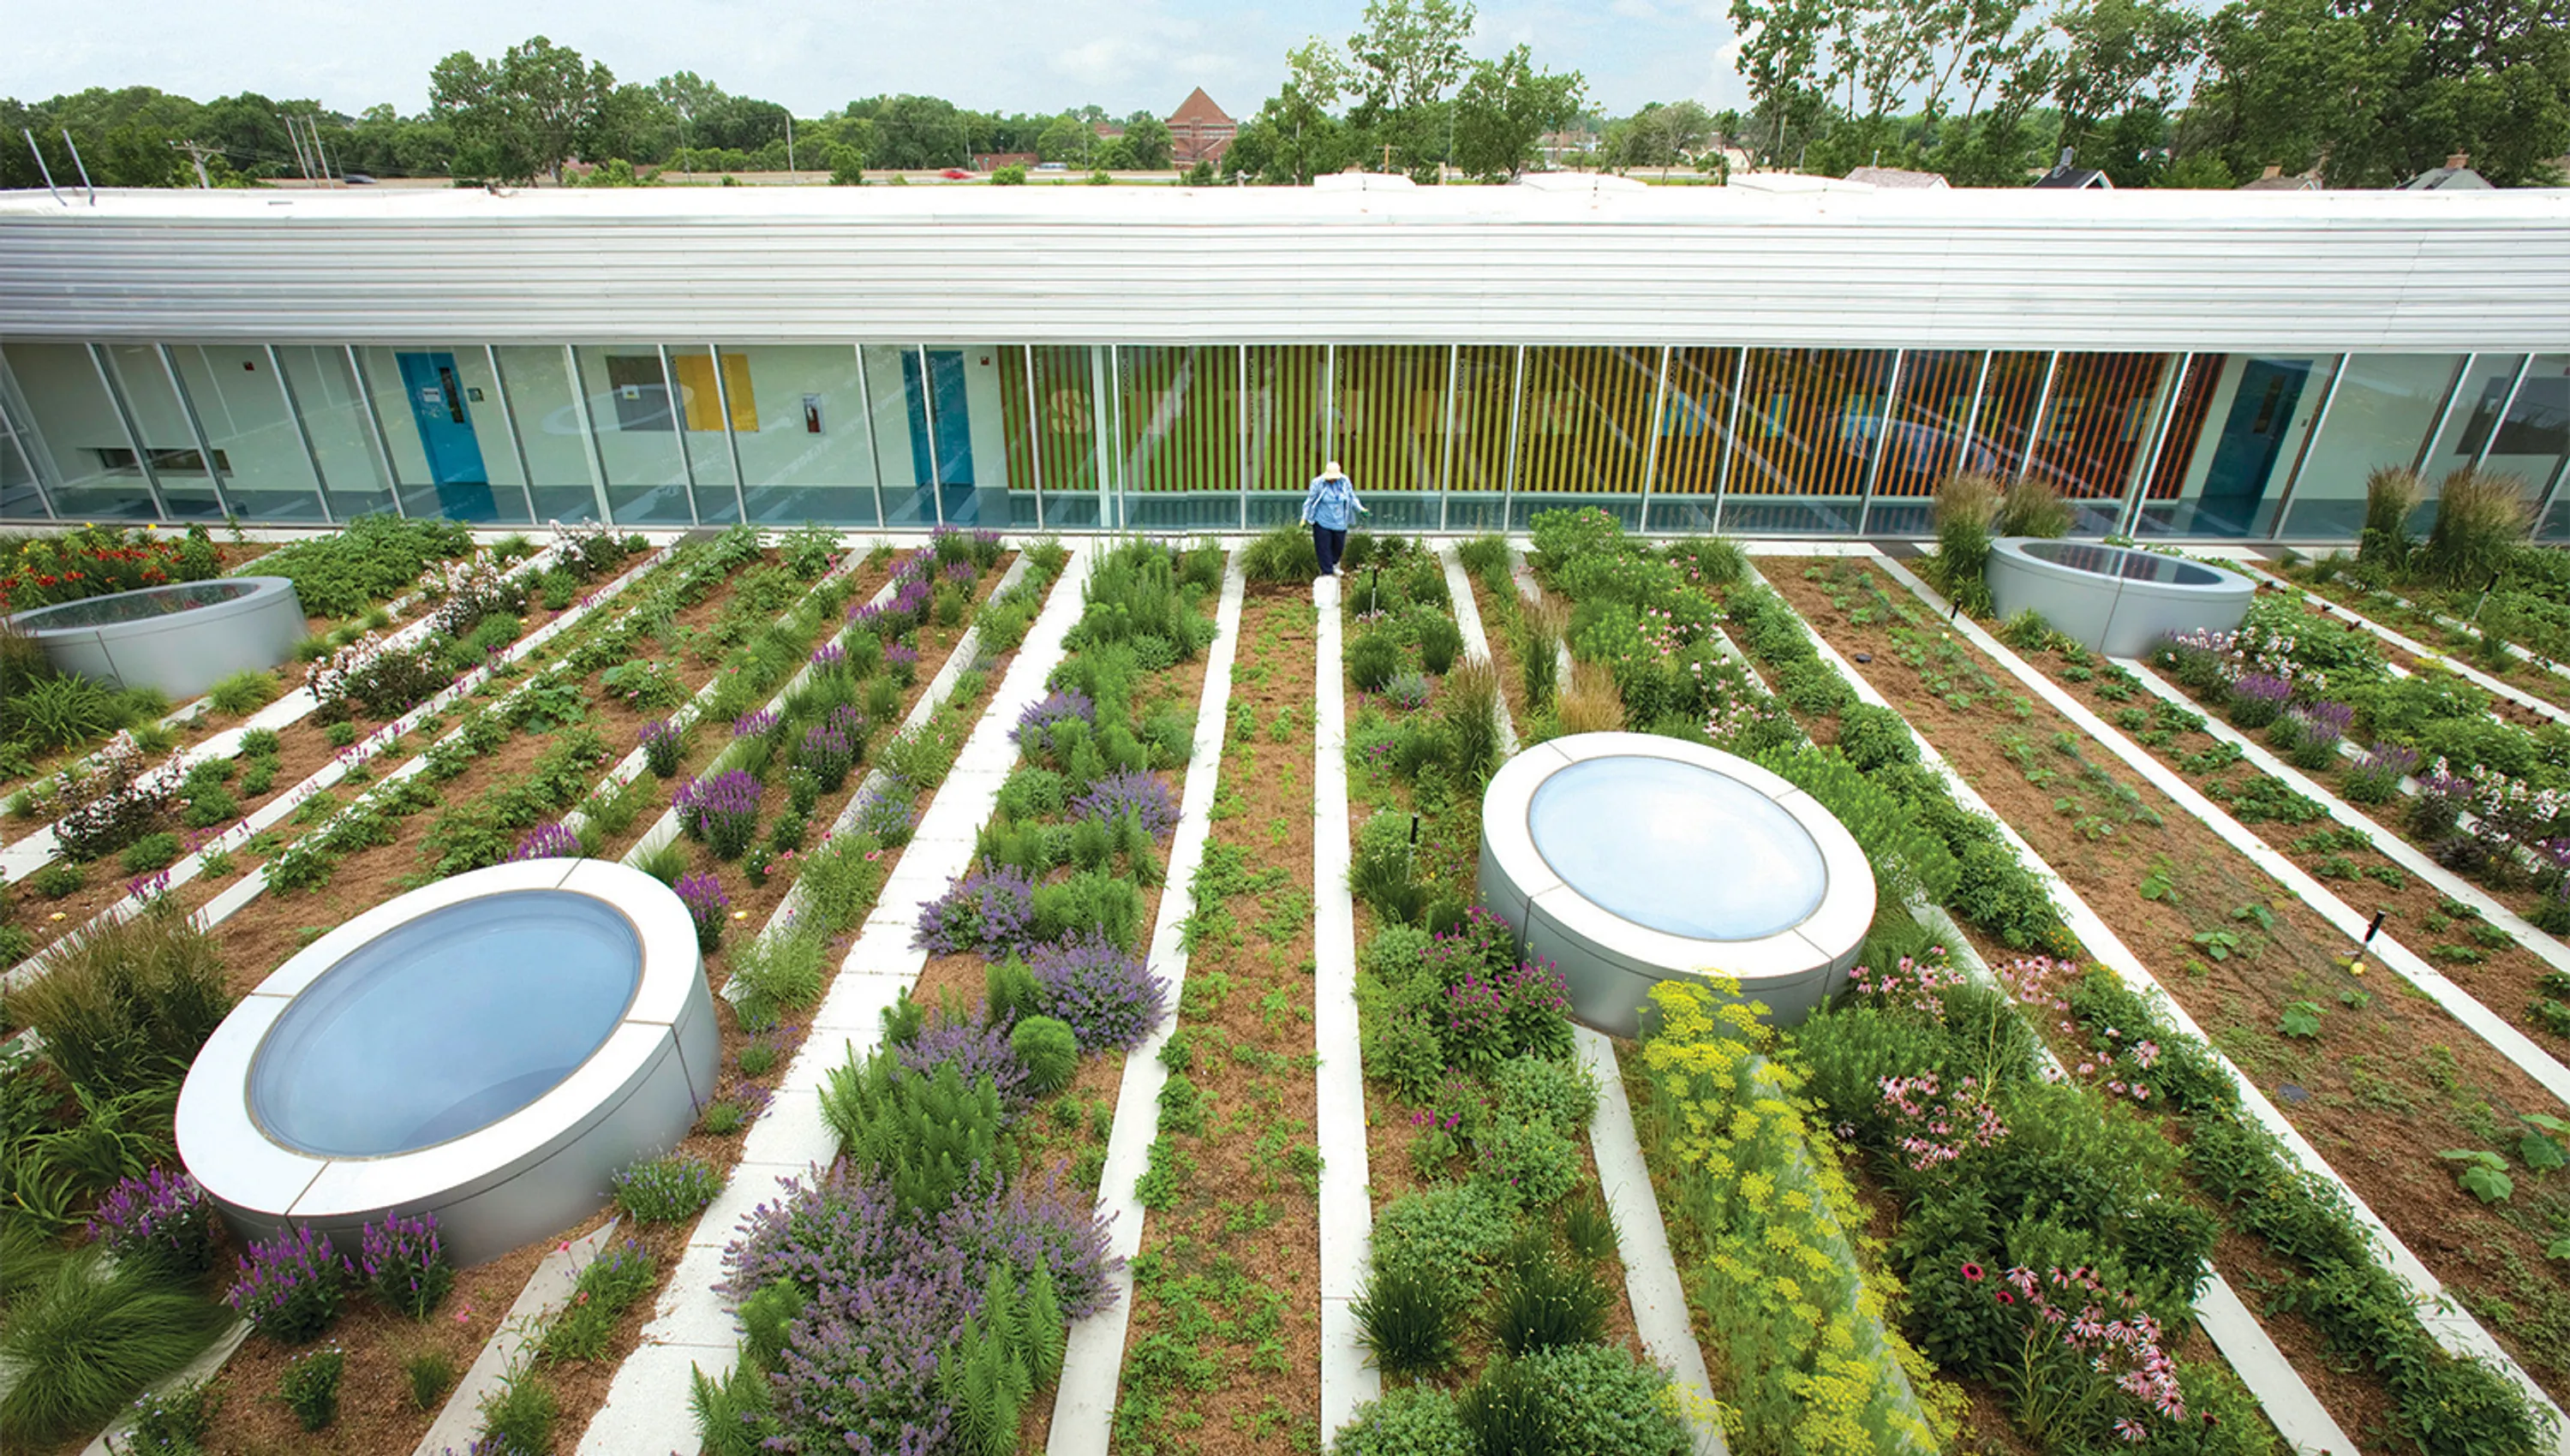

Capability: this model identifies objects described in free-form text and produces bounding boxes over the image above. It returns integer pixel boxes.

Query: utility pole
[282,113,313,179]
[170,139,218,188]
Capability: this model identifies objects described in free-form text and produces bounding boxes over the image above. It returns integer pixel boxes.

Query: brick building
[1168,87,1236,169]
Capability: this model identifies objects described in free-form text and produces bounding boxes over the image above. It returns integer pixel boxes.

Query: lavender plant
[678,873,729,952]
[795,722,857,794]
[508,820,582,862]
[225,1225,350,1343]
[612,1154,724,1224]
[914,864,1037,957]
[87,1167,217,1274]
[896,1017,1032,1107]
[2342,741,2418,806]
[2274,699,2354,771]
[2224,671,2292,730]
[1011,689,1096,753]
[678,770,762,859]
[853,773,918,846]
[884,641,922,686]
[641,718,684,779]
[358,1211,455,1318]
[1067,769,1179,841]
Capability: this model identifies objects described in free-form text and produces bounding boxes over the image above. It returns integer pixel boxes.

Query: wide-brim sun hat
[1325,461,1343,476]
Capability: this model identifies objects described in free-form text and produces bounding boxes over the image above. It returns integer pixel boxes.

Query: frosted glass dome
[1528,756,1826,940]
[250,891,642,1157]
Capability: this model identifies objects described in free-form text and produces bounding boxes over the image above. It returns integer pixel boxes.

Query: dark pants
[1312,523,1348,576]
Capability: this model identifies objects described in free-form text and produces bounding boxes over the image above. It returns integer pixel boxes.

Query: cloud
[1610,0,1659,15]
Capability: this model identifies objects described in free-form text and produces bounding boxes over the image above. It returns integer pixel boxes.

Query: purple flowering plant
[795,721,857,794]
[1068,769,1179,842]
[677,769,762,859]
[854,773,918,846]
[678,872,729,952]
[640,718,684,779]
[1025,933,1168,1053]
[508,820,582,862]
[914,863,1037,957]
[358,1210,455,1318]
[895,1017,1032,1107]
[87,1167,218,1274]
[225,1224,350,1344]
[1011,689,1095,753]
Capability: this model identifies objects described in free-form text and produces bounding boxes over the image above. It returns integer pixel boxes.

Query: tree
[430,36,614,182]
[1604,100,1713,174]
[1122,116,1174,170]
[1231,38,1354,184]
[583,83,675,167]
[1346,0,1476,179]
[1451,45,1587,181]
[2049,0,2202,165]
[870,94,968,170]
[1730,0,1837,166]
[1036,114,1096,166]
[990,163,1028,184]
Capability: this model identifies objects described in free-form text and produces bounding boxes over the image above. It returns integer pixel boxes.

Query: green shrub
[1491,1251,1613,1355]
[1492,1054,1598,1132]
[538,1238,656,1364]
[122,1377,225,1452]
[1835,702,1918,771]
[1413,613,1464,676]
[479,1362,559,1456]
[2418,467,2532,588]
[1010,1015,1079,1095]
[9,674,120,750]
[30,859,83,898]
[820,1053,1007,1219]
[1332,1385,1470,1456]
[2358,464,2421,569]
[1348,630,1404,693]
[1993,474,2074,539]
[1372,1184,1515,1296]
[1473,1116,1581,1211]
[1563,1196,1618,1263]
[1437,658,1503,788]
[1354,1262,1462,1379]
[1930,470,2002,616]
[1458,1343,1689,1456]
[1031,869,1145,950]
[405,1346,458,1410]
[278,1343,345,1430]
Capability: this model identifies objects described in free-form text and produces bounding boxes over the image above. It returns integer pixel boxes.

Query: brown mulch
[1114,588,1327,1453]
[1760,555,2570,1405]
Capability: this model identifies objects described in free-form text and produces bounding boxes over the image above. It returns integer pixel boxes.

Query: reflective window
[1441,345,1515,532]
[1119,344,1240,532]
[1721,348,1889,534]
[1509,346,1653,531]
[1246,345,1330,528]
[272,347,396,519]
[2143,354,2331,539]
[104,345,224,520]
[1647,346,1743,535]
[2278,355,2461,539]
[715,344,881,527]
[571,345,691,525]
[165,345,326,522]
[355,346,533,524]
[490,346,602,524]
[2,342,155,519]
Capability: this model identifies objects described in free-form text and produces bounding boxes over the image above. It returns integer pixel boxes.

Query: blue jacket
[1301,474,1366,530]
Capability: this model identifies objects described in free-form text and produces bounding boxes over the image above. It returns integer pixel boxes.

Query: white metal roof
[2,182,2565,352]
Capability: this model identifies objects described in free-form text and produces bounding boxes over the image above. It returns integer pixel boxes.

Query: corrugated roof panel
[1,185,2563,351]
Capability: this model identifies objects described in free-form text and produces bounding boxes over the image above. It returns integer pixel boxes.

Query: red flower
[1961,1262,1985,1282]
[1994,1290,2016,1306]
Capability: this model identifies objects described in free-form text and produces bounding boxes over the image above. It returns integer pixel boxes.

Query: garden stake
[2346,908,2388,976]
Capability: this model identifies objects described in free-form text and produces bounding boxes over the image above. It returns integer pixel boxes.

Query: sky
[0,0,1753,121]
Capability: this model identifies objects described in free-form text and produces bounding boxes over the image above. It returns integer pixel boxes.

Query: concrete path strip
[1312,572,1380,1438]
[1748,561,2567,1448]
[573,546,1091,1456]
[1870,551,2570,1108]
[1047,552,1247,1455]
[412,1222,623,1456]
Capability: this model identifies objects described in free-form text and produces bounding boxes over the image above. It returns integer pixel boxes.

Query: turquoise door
[2197,357,2309,536]
[901,349,975,522]
[396,351,497,519]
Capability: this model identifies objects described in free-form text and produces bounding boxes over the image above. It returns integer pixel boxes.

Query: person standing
[1300,459,1367,577]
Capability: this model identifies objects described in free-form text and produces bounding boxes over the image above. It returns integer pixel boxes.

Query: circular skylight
[250,891,642,1157]
[1527,755,1826,940]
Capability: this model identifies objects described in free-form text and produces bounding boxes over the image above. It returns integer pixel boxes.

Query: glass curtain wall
[164,344,326,522]
[273,347,397,519]
[1118,344,1240,531]
[1719,348,1888,534]
[1332,344,1444,531]
[1860,349,1981,536]
[103,344,226,520]
[1246,345,1330,527]
[2,342,159,519]
[1509,346,1655,530]
[5,339,2558,542]
[1647,346,1744,534]
[995,345,1104,530]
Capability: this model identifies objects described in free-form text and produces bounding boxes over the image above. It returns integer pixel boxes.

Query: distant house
[974,152,1037,173]
[1168,88,1236,168]
[1844,166,1949,189]
[1538,127,1599,166]
[2400,152,2493,190]
[2034,147,2113,189]
[2239,164,2321,192]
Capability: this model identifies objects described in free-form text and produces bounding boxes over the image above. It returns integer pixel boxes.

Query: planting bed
[1762,552,2570,1417]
